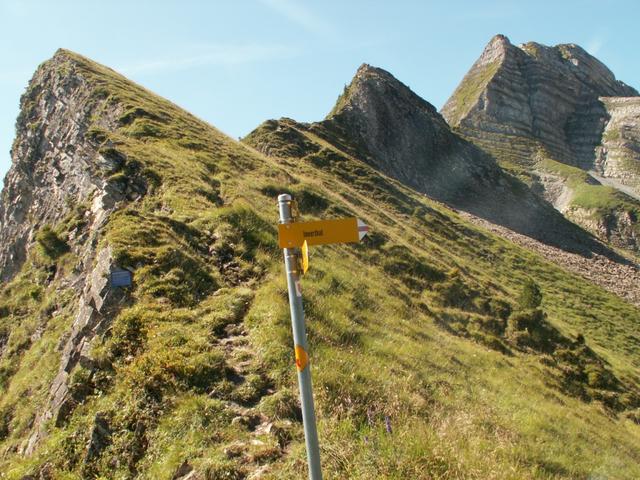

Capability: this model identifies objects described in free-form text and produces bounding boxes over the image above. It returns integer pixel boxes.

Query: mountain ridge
[248,60,635,261]
[441,34,640,253]
[0,47,639,479]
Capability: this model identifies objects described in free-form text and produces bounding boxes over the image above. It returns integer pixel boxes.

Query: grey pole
[278,193,323,480]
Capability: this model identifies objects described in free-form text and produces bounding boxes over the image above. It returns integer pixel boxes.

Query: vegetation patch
[445,59,501,126]
[35,225,69,260]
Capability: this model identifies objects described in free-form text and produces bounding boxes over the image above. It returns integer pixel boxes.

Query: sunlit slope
[0,50,638,479]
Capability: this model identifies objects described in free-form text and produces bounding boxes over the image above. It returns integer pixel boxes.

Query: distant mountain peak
[326,63,438,122]
[441,34,640,253]
[321,64,457,177]
[442,35,638,159]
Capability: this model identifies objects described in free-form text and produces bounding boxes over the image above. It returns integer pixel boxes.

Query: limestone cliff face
[597,97,640,195]
[442,35,640,252]
[0,50,129,282]
[442,34,638,170]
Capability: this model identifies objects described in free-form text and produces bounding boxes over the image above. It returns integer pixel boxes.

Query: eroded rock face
[0,50,123,282]
[319,64,488,190]
[442,34,638,170]
[312,64,512,210]
[24,247,126,455]
[441,35,640,252]
[597,97,640,195]
[565,207,639,252]
[534,168,639,252]
[0,50,134,455]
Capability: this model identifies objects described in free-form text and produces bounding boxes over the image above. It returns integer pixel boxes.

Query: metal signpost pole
[277,194,323,480]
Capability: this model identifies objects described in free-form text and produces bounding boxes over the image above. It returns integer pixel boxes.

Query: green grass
[571,184,638,212]
[0,49,639,479]
[35,225,69,260]
[538,158,592,188]
[326,83,352,119]
[443,59,501,127]
[539,158,640,249]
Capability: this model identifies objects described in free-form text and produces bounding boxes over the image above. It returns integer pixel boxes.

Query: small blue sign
[110,269,133,288]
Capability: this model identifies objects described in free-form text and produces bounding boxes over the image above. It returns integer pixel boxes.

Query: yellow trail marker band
[301,240,309,274]
[295,345,309,372]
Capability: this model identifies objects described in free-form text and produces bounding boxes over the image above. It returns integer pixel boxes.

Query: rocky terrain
[597,96,640,195]
[442,34,638,170]
[459,210,640,307]
[0,54,146,456]
[441,34,640,253]
[0,54,129,281]
[0,48,638,479]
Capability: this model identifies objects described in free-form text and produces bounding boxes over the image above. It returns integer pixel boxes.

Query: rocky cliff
[442,35,640,252]
[314,64,500,204]
[0,51,146,455]
[0,52,130,282]
[597,96,640,195]
[442,34,638,170]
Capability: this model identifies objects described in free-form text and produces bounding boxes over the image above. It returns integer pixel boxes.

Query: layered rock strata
[597,97,640,195]
[1,50,140,453]
[442,34,638,171]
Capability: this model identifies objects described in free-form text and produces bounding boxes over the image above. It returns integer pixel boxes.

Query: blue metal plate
[111,269,132,288]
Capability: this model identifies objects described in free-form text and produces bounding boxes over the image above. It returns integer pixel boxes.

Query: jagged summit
[320,63,457,187]
[327,63,441,120]
[441,35,640,252]
[0,48,120,281]
[329,62,441,115]
[442,34,638,168]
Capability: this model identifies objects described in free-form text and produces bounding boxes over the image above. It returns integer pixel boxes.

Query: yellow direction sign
[301,240,309,274]
[278,217,369,248]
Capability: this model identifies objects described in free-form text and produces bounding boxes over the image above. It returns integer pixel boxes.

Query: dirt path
[206,317,292,479]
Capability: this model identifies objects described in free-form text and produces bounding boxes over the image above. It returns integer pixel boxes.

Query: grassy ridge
[0,50,638,479]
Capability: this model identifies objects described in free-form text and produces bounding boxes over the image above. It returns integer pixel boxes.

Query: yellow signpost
[278,217,369,248]
[277,195,369,480]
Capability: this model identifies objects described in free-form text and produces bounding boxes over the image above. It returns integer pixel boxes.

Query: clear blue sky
[1,0,638,182]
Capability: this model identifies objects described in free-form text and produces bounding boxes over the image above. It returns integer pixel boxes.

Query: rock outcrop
[314,64,501,205]
[24,247,125,454]
[442,34,638,170]
[1,50,139,454]
[0,51,130,282]
[596,96,640,195]
[442,35,640,252]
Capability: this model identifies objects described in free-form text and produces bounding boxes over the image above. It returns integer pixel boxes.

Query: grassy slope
[539,159,640,239]
[443,60,501,128]
[0,51,638,479]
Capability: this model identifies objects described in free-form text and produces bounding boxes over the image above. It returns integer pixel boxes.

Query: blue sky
[1,0,638,181]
